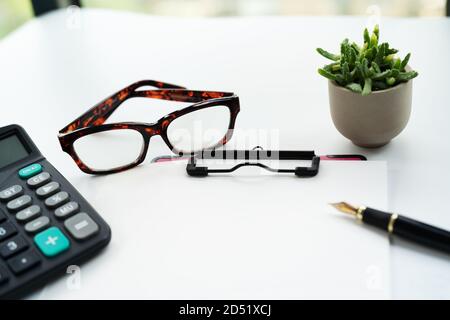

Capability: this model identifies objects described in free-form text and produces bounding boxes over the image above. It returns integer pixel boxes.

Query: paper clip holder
[186,150,320,177]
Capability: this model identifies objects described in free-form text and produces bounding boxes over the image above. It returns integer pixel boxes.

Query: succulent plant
[317,25,418,96]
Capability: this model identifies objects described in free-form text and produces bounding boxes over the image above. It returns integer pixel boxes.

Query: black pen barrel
[362,207,450,254]
[362,207,391,229]
[393,216,450,254]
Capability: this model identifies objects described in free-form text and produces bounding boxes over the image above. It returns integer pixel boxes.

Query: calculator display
[0,134,29,169]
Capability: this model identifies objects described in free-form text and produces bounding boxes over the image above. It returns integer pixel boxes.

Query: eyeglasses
[58,80,240,174]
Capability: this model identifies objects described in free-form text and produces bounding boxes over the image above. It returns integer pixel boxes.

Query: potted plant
[317,25,418,148]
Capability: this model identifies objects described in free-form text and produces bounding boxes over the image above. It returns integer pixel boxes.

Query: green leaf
[340,38,349,52]
[362,42,368,52]
[386,47,398,55]
[318,68,338,81]
[370,33,378,48]
[372,70,391,80]
[373,24,379,38]
[316,48,340,61]
[393,58,402,70]
[340,39,350,64]
[331,64,341,72]
[362,58,370,78]
[346,83,362,93]
[386,77,396,86]
[401,53,411,71]
[384,54,396,63]
[342,62,350,83]
[365,47,376,61]
[349,47,357,67]
[363,28,370,45]
[324,62,339,71]
[390,69,400,78]
[350,67,357,80]
[335,74,346,85]
[355,61,363,80]
[372,61,381,73]
[351,42,360,54]
[375,43,387,65]
[362,78,372,96]
[397,71,418,82]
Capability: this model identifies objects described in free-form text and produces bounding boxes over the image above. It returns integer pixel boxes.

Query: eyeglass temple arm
[131,89,234,103]
[59,80,187,134]
[60,82,235,135]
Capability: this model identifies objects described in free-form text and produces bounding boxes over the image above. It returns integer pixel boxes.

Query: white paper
[37,160,389,299]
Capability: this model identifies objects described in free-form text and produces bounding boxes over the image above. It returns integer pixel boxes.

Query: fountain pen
[331,202,450,254]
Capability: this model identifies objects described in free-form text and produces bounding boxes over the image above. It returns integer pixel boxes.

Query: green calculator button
[19,164,42,179]
[34,227,70,257]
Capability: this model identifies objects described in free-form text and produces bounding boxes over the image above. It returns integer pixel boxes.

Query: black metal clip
[186,149,320,177]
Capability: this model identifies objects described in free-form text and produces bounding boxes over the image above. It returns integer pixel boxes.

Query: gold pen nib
[329,202,358,216]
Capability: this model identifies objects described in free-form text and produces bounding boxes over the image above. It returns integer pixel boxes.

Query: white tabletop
[0,9,449,299]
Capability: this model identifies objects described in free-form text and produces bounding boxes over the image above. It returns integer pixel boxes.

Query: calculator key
[7,195,32,212]
[64,213,99,240]
[27,172,51,189]
[0,185,23,202]
[0,235,28,259]
[18,163,42,179]
[0,266,9,285]
[16,205,41,222]
[7,250,41,275]
[45,191,69,208]
[0,208,6,223]
[25,216,50,234]
[34,227,70,257]
[0,222,17,242]
[36,182,60,198]
[55,201,79,219]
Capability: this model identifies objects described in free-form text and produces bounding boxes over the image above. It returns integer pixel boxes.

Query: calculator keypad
[0,235,28,259]
[0,185,23,202]
[26,172,51,189]
[34,227,70,257]
[55,202,79,219]
[7,195,32,212]
[45,191,69,209]
[0,162,102,294]
[18,164,42,179]
[7,250,41,275]
[0,222,17,241]
[65,213,99,240]
[25,216,50,234]
[36,182,60,198]
[16,205,41,222]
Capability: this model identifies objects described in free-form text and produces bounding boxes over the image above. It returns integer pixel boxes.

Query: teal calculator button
[34,227,70,257]
[18,163,42,179]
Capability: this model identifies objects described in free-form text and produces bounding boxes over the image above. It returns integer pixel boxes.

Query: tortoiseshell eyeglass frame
[58,80,240,175]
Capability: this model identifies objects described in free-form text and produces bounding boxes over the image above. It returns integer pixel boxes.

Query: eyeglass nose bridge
[141,121,173,150]
[142,116,173,137]
[143,125,161,137]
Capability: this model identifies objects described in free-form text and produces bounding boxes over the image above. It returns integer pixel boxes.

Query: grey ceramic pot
[328,76,413,148]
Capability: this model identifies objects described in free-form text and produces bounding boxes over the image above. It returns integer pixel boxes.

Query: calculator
[0,124,111,299]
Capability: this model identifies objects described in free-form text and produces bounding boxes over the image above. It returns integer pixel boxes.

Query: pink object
[153,156,189,163]
[320,156,364,161]
[154,155,365,163]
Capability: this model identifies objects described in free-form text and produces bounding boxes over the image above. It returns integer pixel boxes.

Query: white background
[0,9,449,298]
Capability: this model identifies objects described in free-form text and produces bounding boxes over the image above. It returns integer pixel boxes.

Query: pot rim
[328,65,413,95]
[329,78,411,95]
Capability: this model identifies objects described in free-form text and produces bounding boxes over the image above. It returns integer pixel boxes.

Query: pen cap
[393,216,450,253]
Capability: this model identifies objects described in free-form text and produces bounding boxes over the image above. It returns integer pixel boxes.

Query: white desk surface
[0,9,449,299]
